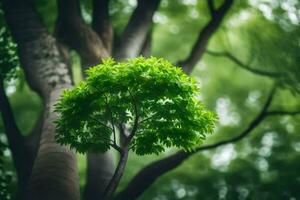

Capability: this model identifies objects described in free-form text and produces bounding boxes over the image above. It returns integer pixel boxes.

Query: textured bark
[27,88,80,200]
[2,0,80,199]
[113,0,161,59]
[179,0,233,73]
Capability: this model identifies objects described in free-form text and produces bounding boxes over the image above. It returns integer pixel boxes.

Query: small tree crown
[55,57,216,155]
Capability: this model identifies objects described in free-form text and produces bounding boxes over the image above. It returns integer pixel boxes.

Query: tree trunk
[104,148,129,200]
[27,88,80,200]
[2,1,81,199]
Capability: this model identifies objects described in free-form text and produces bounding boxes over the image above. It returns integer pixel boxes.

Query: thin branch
[178,0,233,74]
[139,113,157,124]
[127,89,139,143]
[92,0,113,53]
[110,142,122,154]
[90,116,114,132]
[206,50,285,78]
[104,95,117,145]
[207,0,215,18]
[113,0,161,59]
[114,87,277,200]
[266,110,300,116]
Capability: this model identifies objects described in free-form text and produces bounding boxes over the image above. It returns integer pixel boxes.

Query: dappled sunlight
[215,97,240,126]
[211,144,237,170]
[245,90,262,108]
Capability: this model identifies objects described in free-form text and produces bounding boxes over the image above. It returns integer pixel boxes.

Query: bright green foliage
[55,57,216,155]
[0,27,19,81]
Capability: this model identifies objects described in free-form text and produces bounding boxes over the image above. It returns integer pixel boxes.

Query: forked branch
[179,0,233,74]
[55,0,109,70]
[114,0,161,59]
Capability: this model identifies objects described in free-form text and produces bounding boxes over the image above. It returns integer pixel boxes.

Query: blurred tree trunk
[55,1,114,199]
[2,0,80,199]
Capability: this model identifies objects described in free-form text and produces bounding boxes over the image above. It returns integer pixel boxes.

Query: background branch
[0,79,31,194]
[266,110,300,116]
[92,0,113,53]
[55,0,109,73]
[179,0,233,74]
[207,0,215,18]
[140,29,152,57]
[206,50,285,78]
[114,87,287,200]
[113,0,161,59]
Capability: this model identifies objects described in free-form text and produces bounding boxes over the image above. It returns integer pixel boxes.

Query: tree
[54,57,216,199]
[0,0,299,200]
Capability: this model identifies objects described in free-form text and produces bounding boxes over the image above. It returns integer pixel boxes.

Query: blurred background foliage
[1,0,300,199]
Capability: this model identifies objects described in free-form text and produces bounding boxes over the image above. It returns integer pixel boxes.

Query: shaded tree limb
[207,0,216,18]
[0,79,31,197]
[266,110,300,116]
[2,0,80,199]
[179,0,233,74]
[113,0,161,59]
[103,147,129,200]
[140,29,152,57]
[55,2,116,199]
[206,50,285,78]
[92,0,113,53]
[115,87,299,200]
[55,0,109,73]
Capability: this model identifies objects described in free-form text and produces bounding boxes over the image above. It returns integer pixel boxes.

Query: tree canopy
[55,57,216,155]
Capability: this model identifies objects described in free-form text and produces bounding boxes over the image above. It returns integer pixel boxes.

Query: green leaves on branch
[0,27,20,81]
[55,57,216,155]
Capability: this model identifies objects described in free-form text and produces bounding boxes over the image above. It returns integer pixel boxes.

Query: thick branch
[92,0,113,53]
[114,87,277,200]
[2,1,80,199]
[127,89,139,143]
[55,0,109,71]
[179,0,233,74]
[113,0,161,59]
[0,80,30,190]
[206,50,285,78]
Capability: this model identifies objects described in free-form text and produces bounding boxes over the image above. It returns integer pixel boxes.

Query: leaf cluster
[0,26,20,81]
[55,57,216,155]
